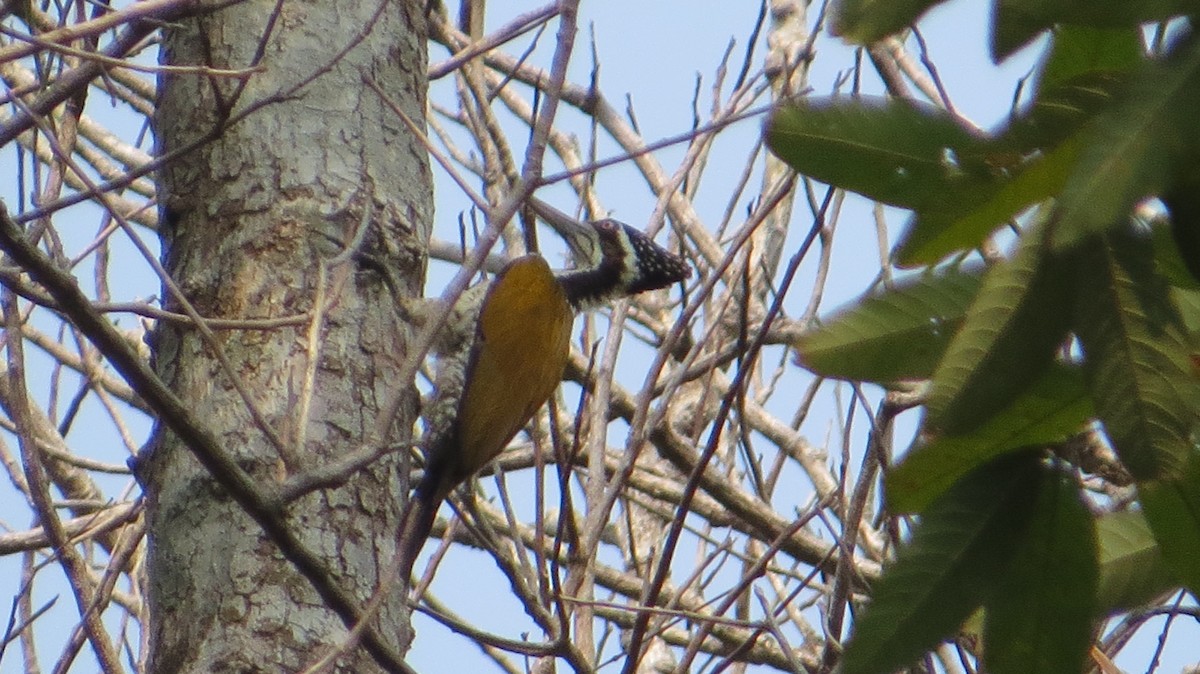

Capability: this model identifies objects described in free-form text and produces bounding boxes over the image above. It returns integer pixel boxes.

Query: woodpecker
[398,218,690,586]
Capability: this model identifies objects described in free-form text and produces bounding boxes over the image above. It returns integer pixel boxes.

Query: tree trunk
[143,1,430,671]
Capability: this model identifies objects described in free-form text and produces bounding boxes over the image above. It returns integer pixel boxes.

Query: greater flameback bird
[397,217,690,586]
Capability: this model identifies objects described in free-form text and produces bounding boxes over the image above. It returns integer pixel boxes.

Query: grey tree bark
[143,1,431,671]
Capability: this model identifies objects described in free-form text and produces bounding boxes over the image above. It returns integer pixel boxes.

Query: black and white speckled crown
[558,218,690,310]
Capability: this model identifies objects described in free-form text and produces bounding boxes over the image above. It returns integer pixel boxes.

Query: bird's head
[559,218,690,310]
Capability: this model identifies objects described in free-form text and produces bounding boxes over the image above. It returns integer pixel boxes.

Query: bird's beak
[526,197,602,266]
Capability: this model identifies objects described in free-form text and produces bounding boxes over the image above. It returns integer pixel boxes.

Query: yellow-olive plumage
[397,219,690,587]
[426,255,572,502]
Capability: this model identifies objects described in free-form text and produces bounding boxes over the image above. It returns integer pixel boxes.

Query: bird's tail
[396,440,459,590]
[396,470,443,590]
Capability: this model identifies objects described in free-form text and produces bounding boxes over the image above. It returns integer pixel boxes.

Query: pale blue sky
[1,1,1196,673]
[414,1,1199,672]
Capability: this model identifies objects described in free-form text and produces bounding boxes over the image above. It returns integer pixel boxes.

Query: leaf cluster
[766,5,1200,673]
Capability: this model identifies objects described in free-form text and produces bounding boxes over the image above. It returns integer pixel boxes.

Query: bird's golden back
[455,255,573,479]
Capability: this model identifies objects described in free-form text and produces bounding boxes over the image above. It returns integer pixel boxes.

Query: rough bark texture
[144,1,430,671]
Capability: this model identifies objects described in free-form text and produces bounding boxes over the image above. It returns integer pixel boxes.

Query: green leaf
[993,0,1188,62]
[895,135,1082,267]
[924,214,1075,435]
[983,469,1097,674]
[991,3,1049,64]
[843,452,1043,674]
[1157,219,1200,291]
[1036,25,1144,93]
[1053,33,1200,249]
[888,364,1091,514]
[1171,287,1200,341]
[1139,451,1200,597]
[766,98,997,212]
[1074,229,1200,480]
[1096,511,1178,614]
[896,68,1130,267]
[832,0,950,44]
[1163,171,1200,286]
[794,268,984,382]
[998,70,1131,160]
